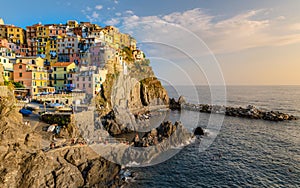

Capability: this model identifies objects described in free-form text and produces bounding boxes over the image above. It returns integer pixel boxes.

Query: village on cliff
[0,18,145,98]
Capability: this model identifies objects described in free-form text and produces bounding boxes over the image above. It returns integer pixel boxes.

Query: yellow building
[0,25,6,39]
[13,62,48,95]
[0,56,14,81]
[120,33,131,48]
[67,20,78,28]
[15,56,44,67]
[130,37,137,50]
[0,25,26,44]
[49,36,58,65]
[36,25,50,38]
[51,62,76,91]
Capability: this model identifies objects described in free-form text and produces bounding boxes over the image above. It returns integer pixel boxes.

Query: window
[77,83,79,88]
[77,77,79,81]
[82,77,85,81]
[88,77,91,81]
[83,83,85,88]
[19,65,22,69]
[19,73,22,77]
[88,83,91,88]
[64,67,66,71]
[54,67,56,71]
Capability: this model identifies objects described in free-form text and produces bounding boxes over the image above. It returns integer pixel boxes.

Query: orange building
[13,61,49,96]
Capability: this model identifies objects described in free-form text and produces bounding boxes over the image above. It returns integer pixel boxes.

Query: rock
[182,103,297,122]
[97,61,169,116]
[84,158,120,187]
[169,98,181,110]
[105,119,122,135]
[178,96,186,105]
[194,127,204,136]
[0,89,121,187]
[150,128,157,137]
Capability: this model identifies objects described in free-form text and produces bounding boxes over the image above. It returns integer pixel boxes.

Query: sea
[127,86,300,187]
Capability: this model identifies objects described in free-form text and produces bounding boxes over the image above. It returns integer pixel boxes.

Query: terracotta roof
[52,62,73,67]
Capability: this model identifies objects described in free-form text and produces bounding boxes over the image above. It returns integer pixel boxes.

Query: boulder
[194,127,205,136]
[178,95,186,105]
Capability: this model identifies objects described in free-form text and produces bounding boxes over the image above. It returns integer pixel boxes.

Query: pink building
[48,24,67,37]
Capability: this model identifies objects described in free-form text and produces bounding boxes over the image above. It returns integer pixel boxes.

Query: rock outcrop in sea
[170,96,297,122]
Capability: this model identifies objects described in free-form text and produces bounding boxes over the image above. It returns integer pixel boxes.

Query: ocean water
[128,86,300,187]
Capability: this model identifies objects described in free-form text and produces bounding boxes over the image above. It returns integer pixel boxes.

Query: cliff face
[97,60,169,115]
[96,59,169,135]
[0,88,120,188]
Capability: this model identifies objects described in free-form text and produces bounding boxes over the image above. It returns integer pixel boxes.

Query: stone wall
[40,113,72,126]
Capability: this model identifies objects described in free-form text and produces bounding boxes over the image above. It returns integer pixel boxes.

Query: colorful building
[50,62,76,91]
[0,24,26,45]
[73,66,107,96]
[13,61,49,95]
[0,56,14,81]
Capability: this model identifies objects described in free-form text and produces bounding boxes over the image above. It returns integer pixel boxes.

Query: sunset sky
[1,0,300,85]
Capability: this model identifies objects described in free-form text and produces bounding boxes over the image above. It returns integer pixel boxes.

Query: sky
[1,0,300,85]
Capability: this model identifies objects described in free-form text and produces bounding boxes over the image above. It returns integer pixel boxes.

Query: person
[50,142,55,149]
[134,133,140,147]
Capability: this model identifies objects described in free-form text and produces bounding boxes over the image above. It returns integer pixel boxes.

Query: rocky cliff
[0,88,121,187]
[96,59,169,135]
[97,59,169,116]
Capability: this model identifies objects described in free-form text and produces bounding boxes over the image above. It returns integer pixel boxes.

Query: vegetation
[4,81,25,88]
[121,46,134,62]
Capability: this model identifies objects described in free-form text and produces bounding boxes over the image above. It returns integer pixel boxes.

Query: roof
[16,56,41,59]
[52,62,74,67]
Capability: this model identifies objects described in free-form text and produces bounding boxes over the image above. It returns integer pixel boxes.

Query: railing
[33,93,86,99]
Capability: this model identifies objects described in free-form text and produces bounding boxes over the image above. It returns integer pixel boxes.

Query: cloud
[86,6,92,11]
[85,11,100,22]
[95,5,103,10]
[115,12,122,17]
[125,10,134,15]
[116,8,300,55]
[114,0,119,4]
[105,18,120,26]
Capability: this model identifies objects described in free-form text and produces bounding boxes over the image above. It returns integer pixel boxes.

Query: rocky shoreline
[170,97,298,122]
